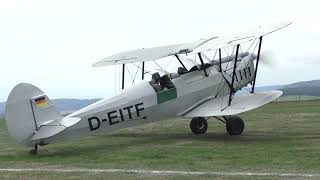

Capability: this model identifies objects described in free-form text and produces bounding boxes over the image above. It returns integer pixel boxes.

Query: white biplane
[5,22,291,154]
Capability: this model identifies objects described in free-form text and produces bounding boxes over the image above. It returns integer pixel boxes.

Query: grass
[0,100,320,179]
[277,95,320,102]
[0,171,301,180]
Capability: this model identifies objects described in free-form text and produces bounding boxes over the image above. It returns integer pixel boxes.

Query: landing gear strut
[29,144,38,155]
[223,116,244,135]
[189,116,245,135]
[190,117,208,134]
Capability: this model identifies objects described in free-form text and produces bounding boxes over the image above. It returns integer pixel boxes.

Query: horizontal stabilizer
[31,124,65,141]
[31,117,81,141]
[183,91,282,117]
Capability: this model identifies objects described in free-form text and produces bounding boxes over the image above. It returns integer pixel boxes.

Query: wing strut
[228,44,240,106]
[198,53,208,77]
[175,54,187,71]
[251,36,263,93]
[122,64,125,89]
[142,61,145,80]
[218,48,222,72]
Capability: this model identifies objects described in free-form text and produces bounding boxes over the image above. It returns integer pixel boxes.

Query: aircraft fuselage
[48,55,255,143]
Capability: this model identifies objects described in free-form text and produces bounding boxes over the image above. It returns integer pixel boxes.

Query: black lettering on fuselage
[88,117,101,131]
[87,102,145,131]
[108,110,119,125]
[135,102,144,117]
[123,105,133,119]
[119,109,125,121]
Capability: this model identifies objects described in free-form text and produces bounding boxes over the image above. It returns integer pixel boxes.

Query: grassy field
[277,95,320,102]
[0,100,320,179]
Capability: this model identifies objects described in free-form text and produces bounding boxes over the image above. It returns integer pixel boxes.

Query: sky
[0,0,319,101]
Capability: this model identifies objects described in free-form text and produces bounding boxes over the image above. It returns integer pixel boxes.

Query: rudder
[5,83,63,147]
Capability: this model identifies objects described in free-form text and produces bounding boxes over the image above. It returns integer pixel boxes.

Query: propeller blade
[259,50,276,67]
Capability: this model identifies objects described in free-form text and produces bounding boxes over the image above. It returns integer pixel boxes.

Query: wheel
[190,117,208,134]
[29,149,37,155]
[225,116,244,135]
[29,145,38,155]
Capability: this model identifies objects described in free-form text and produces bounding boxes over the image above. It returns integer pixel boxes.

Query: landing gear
[189,116,244,136]
[29,144,38,155]
[224,116,244,135]
[190,117,208,134]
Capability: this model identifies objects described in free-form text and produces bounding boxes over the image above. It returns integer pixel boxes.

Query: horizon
[1,0,320,101]
[1,79,319,102]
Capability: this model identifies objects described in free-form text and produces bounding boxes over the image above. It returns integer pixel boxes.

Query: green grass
[0,171,302,180]
[0,100,320,179]
[277,95,320,102]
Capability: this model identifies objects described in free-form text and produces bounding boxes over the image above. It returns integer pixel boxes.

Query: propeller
[259,50,277,67]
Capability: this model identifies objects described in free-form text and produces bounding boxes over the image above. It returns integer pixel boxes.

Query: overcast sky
[0,0,319,101]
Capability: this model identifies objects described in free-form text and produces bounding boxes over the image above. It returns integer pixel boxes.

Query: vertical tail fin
[5,83,63,147]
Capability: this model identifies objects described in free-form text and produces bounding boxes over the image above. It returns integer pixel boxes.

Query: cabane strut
[175,54,188,71]
[122,64,125,89]
[198,53,208,77]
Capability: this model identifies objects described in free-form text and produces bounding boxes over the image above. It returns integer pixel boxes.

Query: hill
[238,79,320,97]
[0,99,101,118]
[0,79,319,118]
[280,80,320,96]
[52,99,101,111]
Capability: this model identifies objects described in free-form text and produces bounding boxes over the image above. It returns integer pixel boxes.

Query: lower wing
[182,90,282,117]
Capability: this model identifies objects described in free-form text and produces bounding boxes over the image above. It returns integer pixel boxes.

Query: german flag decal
[34,96,48,107]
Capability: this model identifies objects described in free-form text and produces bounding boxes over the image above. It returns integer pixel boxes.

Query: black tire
[226,116,244,135]
[190,117,208,134]
[29,145,38,155]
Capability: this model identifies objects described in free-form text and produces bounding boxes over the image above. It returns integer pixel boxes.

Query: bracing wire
[164,57,174,70]
[180,56,197,66]
[131,63,152,75]
[153,60,165,72]
[246,38,257,52]
[132,62,141,84]
[126,65,134,82]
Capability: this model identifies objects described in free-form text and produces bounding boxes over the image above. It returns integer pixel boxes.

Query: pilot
[160,74,175,89]
[150,72,162,93]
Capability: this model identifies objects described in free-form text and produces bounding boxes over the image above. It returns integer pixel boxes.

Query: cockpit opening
[150,72,176,93]
[150,72,178,104]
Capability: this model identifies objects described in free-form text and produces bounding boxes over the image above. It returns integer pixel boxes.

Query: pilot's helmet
[152,72,161,82]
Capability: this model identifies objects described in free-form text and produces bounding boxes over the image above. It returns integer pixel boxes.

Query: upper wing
[92,37,217,67]
[194,21,292,52]
[181,91,282,117]
[93,21,292,67]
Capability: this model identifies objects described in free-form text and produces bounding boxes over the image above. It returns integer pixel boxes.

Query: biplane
[5,22,291,154]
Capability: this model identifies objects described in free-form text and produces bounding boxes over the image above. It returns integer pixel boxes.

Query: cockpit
[149,72,178,104]
[149,63,212,93]
[149,72,175,93]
